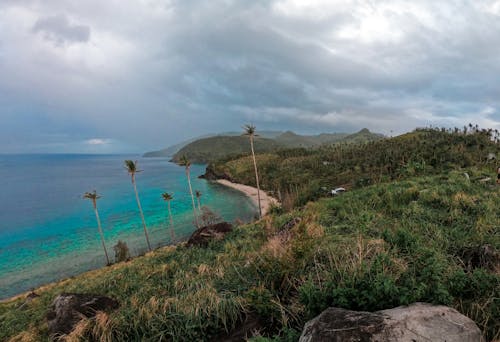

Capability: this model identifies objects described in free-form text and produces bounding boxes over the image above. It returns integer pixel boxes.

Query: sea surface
[0,154,257,300]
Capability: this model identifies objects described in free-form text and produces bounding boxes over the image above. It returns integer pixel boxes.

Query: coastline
[216,179,279,216]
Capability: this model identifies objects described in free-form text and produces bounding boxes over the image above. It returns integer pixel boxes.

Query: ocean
[0,154,257,300]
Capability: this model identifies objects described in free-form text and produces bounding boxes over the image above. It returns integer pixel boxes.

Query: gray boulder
[299,303,483,342]
[46,293,119,338]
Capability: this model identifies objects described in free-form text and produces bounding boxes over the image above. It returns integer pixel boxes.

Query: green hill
[207,128,499,208]
[144,131,284,158]
[274,129,384,148]
[170,135,283,163]
[1,128,498,341]
[170,128,384,163]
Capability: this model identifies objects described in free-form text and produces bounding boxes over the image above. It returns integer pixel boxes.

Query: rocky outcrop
[187,222,233,247]
[46,293,119,338]
[299,303,483,342]
[199,164,234,182]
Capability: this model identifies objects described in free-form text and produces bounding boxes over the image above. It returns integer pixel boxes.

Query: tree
[161,192,176,242]
[124,160,152,252]
[195,190,202,213]
[178,155,200,228]
[83,190,110,265]
[243,124,262,218]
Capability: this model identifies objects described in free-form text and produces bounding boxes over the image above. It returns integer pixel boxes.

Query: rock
[187,222,233,247]
[460,244,500,272]
[199,165,234,182]
[47,293,119,337]
[299,303,483,342]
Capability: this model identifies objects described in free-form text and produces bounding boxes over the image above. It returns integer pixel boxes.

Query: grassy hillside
[2,128,498,341]
[208,128,499,209]
[1,170,498,341]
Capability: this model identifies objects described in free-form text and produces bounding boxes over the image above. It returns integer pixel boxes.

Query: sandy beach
[216,179,279,216]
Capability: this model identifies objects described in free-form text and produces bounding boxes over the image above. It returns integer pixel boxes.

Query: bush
[113,240,130,263]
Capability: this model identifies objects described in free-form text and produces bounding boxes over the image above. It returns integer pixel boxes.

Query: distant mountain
[170,135,282,163]
[339,128,385,144]
[165,128,384,163]
[143,137,206,158]
[143,131,283,157]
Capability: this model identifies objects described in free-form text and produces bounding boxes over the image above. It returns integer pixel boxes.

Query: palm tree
[83,190,110,265]
[161,192,176,243]
[243,124,262,218]
[195,190,202,213]
[124,160,152,252]
[178,155,200,228]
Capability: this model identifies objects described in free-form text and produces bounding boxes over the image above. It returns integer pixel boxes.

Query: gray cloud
[0,0,499,153]
[33,14,90,45]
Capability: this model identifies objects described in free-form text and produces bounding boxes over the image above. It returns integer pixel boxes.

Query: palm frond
[162,192,173,201]
[83,190,101,200]
[124,160,143,174]
[178,155,191,168]
[242,124,258,137]
[195,190,202,198]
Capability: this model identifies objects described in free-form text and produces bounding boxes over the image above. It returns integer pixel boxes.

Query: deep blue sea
[0,154,256,299]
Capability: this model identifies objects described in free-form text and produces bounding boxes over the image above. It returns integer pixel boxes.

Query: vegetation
[171,135,282,163]
[124,160,152,252]
[1,171,498,341]
[208,128,500,210]
[195,190,202,214]
[113,240,130,263]
[1,127,498,341]
[178,155,200,228]
[83,190,110,265]
[170,129,383,163]
[161,192,176,243]
[244,124,263,219]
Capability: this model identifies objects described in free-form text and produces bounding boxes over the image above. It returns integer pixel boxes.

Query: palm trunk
[168,201,175,242]
[186,169,200,228]
[250,136,263,218]
[93,203,110,265]
[197,197,202,214]
[132,176,152,251]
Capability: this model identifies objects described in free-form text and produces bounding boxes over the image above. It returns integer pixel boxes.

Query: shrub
[113,240,130,263]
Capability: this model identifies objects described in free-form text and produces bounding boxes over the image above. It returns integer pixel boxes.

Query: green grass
[1,171,498,341]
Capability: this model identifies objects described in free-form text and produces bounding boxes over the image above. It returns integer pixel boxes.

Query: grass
[1,170,499,341]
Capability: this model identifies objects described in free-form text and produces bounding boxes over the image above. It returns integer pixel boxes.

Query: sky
[1,0,500,153]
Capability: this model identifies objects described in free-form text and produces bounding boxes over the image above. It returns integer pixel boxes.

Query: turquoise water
[0,154,257,299]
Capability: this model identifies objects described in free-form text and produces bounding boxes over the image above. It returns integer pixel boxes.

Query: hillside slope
[144,131,284,158]
[1,128,499,341]
[207,128,499,209]
[1,170,498,341]
[171,135,283,163]
[171,129,384,163]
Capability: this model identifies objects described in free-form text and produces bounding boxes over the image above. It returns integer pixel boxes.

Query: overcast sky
[1,0,499,153]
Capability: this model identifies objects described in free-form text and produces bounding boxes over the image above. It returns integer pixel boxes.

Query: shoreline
[216,179,279,216]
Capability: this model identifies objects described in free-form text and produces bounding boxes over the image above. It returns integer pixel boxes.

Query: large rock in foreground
[187,222,233,247]
[299,303,483,342]
[47,293,119,337]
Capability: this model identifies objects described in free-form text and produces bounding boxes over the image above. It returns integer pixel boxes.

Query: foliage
[171,129,383,164]
[113,240,131,263]
[1,128,498,341]
[209,128,499,209]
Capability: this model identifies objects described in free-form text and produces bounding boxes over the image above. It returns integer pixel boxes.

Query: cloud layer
[0,0,499,152]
